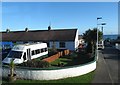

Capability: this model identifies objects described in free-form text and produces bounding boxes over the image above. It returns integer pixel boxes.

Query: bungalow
[1,27,79,51]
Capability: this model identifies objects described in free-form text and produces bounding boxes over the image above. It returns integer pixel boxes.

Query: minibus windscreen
[7,51,22,59]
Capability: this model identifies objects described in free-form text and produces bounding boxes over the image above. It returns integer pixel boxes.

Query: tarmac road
[92,46,119,84]
[102,47,119,83]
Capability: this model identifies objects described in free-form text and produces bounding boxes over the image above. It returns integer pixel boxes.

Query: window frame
[32,50,35,56]
[23,52,26,60]
[59,42,66,48]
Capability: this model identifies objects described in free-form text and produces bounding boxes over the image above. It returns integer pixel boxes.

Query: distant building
[1,28,79,51]
[115,36,120,50]
[78,35,84,44]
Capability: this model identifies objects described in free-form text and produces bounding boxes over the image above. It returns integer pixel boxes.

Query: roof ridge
[1,28,77,33]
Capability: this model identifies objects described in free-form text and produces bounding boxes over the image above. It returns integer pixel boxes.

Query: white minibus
[2,42,48,64]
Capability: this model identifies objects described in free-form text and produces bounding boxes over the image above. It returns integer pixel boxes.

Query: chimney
[6,28,10,33]
[48,26,51,31]
[25,27,29,32]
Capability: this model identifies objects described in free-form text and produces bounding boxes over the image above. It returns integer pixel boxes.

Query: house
[78,35,85,44]
[1,27,79,51]
[0,42,13,50]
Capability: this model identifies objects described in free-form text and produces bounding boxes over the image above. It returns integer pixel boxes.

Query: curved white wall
[2,61,96,80]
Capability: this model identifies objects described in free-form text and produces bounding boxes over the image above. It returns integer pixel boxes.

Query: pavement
[92,46,119,84]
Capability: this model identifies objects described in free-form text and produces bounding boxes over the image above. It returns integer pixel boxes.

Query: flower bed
[19,60,50,68]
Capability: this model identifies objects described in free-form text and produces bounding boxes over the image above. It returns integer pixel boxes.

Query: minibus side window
[39,49,41,53]
[23,52,26,60]
[41,48,44,53]
[44,48,46,52]
[35,49,40,54]
[32,50,35,55]
[45,48,47,52]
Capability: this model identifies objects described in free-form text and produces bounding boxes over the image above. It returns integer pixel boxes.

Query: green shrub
[86,42,92,53]
[19,60,50,68]
[38,61,50,68]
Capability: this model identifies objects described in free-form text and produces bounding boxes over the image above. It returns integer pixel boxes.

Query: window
[59,42,65,48]
[32,50,35,55]
[44,48,47,52]
[35,49,40,54]
[7,51,22,59]
[23,52,26,60]
[23,42,28,44]
[39,49,41,53]
[41,48,44,53]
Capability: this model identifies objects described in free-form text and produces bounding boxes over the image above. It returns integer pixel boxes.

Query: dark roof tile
[1,29,77,42]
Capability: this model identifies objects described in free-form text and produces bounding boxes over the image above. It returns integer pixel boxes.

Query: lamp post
[96,17,102,61]
[96,18,106,61]
[97,17,102,49]
[101,23,106,39]
[98,23,106,39]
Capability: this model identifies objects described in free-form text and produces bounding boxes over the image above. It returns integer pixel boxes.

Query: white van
[98,40,104,50]
[2,42,48,64]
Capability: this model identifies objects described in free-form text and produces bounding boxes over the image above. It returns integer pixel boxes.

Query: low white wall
[2,61,96,80]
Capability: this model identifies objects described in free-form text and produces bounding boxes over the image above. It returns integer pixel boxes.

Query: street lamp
[96,17,102,61]
[97,23,106,39]
[101,23,106,25]
[97,17,102,48]
[101,23,106,39]
[96,17,106,61]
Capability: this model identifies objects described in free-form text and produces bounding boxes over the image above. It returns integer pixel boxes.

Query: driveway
[92,46,119,84]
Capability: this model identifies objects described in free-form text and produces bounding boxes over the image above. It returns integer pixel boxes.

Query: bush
[38,60,50,68]
[86,42,92,53]
[19,60,50,68]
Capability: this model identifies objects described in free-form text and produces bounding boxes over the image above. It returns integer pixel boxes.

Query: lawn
[50,56,72,66]
[50,51,95,67]
[2,71,95,84]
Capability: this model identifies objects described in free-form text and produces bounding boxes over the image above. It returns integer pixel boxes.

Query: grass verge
[2,71,95,84]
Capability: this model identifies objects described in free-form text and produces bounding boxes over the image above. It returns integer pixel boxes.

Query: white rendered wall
[75,30,79,50]
[49,42,59,49]
[2,61,96,80]
[49,41,75,50]
[65,42,74,50]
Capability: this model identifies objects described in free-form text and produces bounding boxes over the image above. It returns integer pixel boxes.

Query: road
[92,46,119,84]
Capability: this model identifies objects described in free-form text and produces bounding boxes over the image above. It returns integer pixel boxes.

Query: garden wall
[42,50,70,63]
[2,60,96,80]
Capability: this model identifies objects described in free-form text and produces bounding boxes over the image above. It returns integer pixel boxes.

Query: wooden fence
[42,50,70,63]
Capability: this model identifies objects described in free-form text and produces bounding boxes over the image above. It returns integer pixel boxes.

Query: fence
[42,49,70,63]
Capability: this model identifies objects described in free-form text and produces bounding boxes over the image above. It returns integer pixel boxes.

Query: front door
[27,48,31,60]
